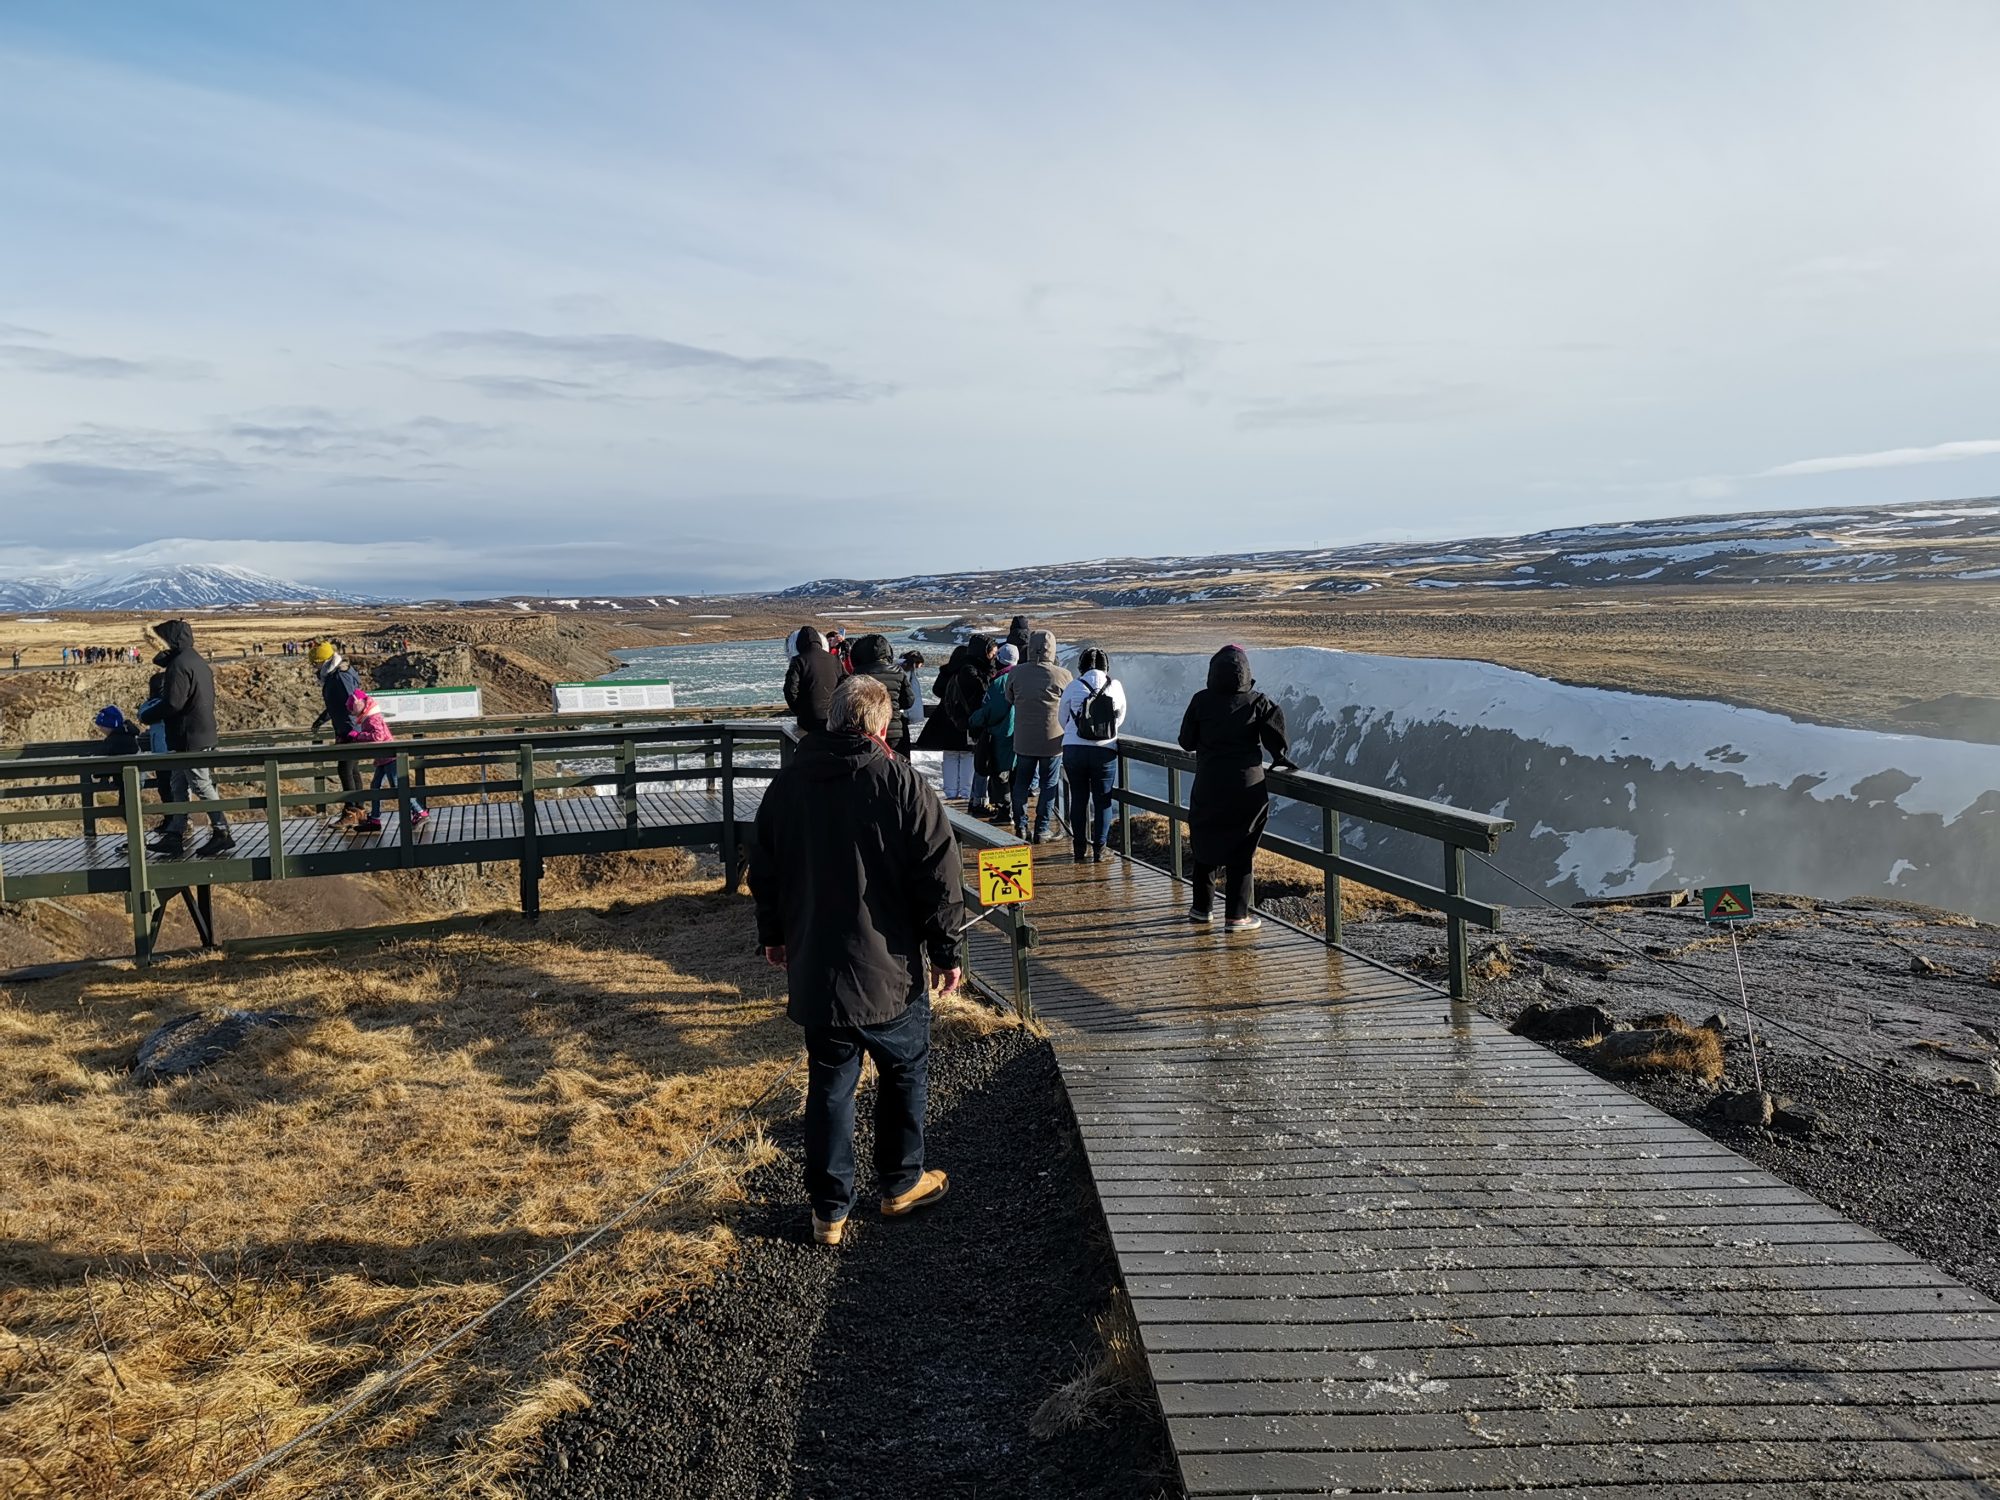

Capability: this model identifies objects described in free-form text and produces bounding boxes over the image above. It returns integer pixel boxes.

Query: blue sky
[3,1,1999,595]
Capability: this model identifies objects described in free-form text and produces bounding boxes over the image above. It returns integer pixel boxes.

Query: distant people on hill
[750,674,963,1246]
[848,634,916,755]
[1005,630,1071,844]
[1177,646,1296,932]
[915,636,991,803]
[1058,647,1128,864]
[308,641,367,828]
[9,649,19,668]
[139,621,232,858]
[1004,615,1032,656]
[346,688,428,835]
[783,626,843,736]
[968,641,1019,823]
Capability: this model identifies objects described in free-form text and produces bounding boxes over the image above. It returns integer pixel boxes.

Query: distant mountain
[0,564,370,613]
[775,498,2000,606]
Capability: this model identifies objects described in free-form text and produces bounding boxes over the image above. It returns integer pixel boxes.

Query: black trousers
[1191,851,1255,921]
[338,755,364,811]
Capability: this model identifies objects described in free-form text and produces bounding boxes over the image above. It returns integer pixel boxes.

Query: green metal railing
[945,808,1038,1019]
[0,719,789,961]
[1110,734,1513,998]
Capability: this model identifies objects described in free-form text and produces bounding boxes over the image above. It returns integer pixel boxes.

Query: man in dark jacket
[138,620,233,856]
[847,633,917,754]
[1004,615,1032,654]
[782,626,844,736]
[309,641,366,825]
[751,675,964,1245]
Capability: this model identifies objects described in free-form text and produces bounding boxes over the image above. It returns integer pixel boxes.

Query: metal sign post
[1700,882,1763,1093]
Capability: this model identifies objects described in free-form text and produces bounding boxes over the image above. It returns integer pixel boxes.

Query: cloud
[419,330,891,403]
[0,340,208,380]
[452,373,619,403]
[1104,326,1223,396]
[218,409,498,461]
[1757,439,2000,478]
[1235,383,1491,430]
[0,322,51,339]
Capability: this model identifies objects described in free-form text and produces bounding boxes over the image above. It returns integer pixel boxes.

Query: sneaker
[1225,915,1264,933]
[1188,907,1212,925]
[1091,845,1106,864]
[881,1169,950,1217]
[967,802,993,818]
[147,835,186,858]
[198,830,236,857]
[1013,825,1029,843]
[355,816,384,834]
[1072,840,1087,863]
[812,1213,848,1246]
[411,808,430,824]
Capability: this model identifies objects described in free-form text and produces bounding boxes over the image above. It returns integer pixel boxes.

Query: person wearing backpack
[967,642,1018,819]
[919,633,996,808]
[1056,647,1128,863]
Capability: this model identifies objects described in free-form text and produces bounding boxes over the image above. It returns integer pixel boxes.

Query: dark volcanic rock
[1510,1002,1614,1041]
[131,1009,306,1083]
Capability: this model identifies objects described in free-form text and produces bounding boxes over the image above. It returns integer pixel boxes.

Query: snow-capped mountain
[0,564,368,612]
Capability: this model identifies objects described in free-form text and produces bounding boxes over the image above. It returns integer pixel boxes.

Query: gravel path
[521,1025,1183,1500]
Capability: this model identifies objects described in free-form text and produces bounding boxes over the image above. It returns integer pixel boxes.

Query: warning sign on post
[977,845,1034,906]
[1700,883,1754,922]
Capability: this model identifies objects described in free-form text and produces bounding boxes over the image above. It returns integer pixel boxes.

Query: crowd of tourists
[56,644,145,666]
[85,623,426,857]
[760,620,1296,1244]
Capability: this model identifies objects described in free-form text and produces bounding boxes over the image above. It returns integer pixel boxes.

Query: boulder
[1511,1003,1615,1042]
[1590,1025,1726,1082]
[1718,1088,1774,1127]
[132,1009,306,1084]
[1701,1014,1727,1034]
[1770,1097,1826,1138]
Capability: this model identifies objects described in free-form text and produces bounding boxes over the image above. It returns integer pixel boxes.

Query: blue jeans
[1011,753,1061,835]
[802,997,930,1221]
[369,762,427,819]
[1063,744,1118,849]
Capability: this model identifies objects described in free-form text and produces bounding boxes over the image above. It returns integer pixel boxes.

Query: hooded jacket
[1176,646,1294,865]
[138,621,217,752]
[1057,667,1129,749]
[750,730,964,1029]
[315,653,363,739]
[915,634,993,752]
[847,633,917,754]
[1005,615,1032,653]
[783,633,844,736]
[968,665,1017,773]
[1004,630,1072,759]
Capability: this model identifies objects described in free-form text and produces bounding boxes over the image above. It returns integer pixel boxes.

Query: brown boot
[812,1213,848,1246]
[881,1169,949,1217]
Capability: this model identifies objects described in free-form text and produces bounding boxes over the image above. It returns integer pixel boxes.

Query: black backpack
[943,666,985,732]
[1077,681,1119,741]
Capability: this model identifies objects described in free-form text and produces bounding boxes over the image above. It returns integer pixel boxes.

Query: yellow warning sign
[978,845,1034,906]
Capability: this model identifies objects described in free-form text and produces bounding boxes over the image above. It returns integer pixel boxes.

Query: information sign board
[552,678,677,714]
[370,686,484,722]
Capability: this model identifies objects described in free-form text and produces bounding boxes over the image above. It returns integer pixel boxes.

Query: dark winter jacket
[1004,630,1072,759]
[783,639,844,735]
[1176,647,1294,866]
[750,730,964,1030]
[968,668,1017,774]
[1004,616,1032,653]
[138,621,218,752]
[915,635,994,753]
[848,634,917,754]
[314,656,363,739]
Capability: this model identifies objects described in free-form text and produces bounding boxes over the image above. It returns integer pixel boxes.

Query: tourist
[968,642,1019,824]
[1005,630,1071,844]
[749,675,962,1247]
[1057,647,1128,863]
[824,628,853,673]
[847,634,916,754]
[138,620,233,857]
[1004,615,1032,655]
[783,626,843,736]
[91,705,141,816]
[1177,646,1295,932]
[915,637,989,803]
[346,688,429,834]
[899,651,926,726]
[309,641,367,827]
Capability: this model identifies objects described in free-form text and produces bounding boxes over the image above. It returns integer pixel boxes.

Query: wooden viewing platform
[967,849,2000,1497]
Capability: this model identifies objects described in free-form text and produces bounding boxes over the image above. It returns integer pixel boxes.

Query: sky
[3,1,2000,598]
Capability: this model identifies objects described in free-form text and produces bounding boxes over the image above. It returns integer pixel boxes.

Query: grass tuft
[1030,1289,1152,1438]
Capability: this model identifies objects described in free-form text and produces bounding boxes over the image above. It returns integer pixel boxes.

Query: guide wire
[193,1053,805,1500]
[1471,854,1916,1091]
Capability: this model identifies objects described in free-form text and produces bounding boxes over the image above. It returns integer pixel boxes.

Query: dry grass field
[0,855,812,1499]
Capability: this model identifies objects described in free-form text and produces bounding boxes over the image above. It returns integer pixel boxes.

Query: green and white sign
[1700,883,1754,922]
[553,677,677,714]
[371,685,484,722]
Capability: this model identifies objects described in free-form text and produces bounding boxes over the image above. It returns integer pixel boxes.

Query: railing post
[719,728,740,892]
[1010,911,1034,1020]
[517,744,541,918]
[264,762,287,881]
[81,771,99,839]
[1166,764,1183,882]
[1444,843,1468,1000]
[618,738,638,842]
[1116,750,1131,861]
[122,763,152,962]
[1322,806,1341,946]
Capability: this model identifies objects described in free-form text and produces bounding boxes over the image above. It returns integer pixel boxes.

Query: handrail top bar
[945,806,1026,852]
[1114,733,1513,849]
[0,716,794,777]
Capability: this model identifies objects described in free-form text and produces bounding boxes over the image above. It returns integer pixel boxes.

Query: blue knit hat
[94,705,125,730]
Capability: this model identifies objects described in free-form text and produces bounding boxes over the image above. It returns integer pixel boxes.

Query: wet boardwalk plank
[968,848,2000,1496]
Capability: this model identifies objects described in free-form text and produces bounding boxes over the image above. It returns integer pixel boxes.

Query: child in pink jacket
[347,689,428,833]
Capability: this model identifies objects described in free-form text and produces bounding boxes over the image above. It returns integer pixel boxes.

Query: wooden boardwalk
[970,848,2000,1497]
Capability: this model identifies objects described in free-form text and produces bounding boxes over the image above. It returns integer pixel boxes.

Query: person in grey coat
[1004,629,1072,842]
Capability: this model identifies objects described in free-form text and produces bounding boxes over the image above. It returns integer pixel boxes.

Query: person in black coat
[1177,645,1295,930]
[751,675,964,1244]
[847,633,917,754]
[1004,615,1032,654]
[783,626,844,735]
[138,620,232,855]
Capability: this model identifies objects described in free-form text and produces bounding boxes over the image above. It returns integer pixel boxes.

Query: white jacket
[1057,670,1128,749]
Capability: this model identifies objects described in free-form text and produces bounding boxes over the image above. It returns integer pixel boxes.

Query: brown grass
[1591,1015,1726,1084]
[1030,1289,1151,1438]
[0,868,805,1499]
